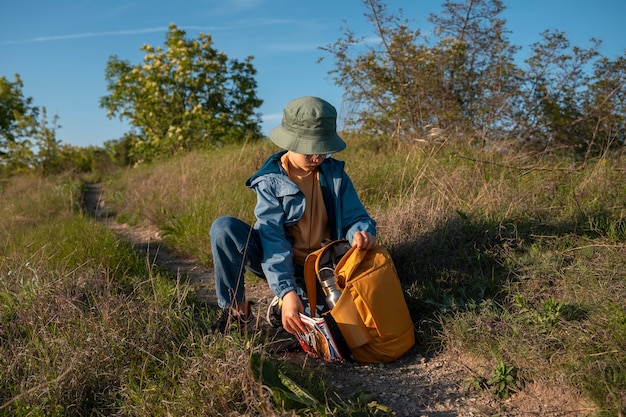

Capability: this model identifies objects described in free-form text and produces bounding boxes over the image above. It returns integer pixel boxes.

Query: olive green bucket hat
[269,96,346,155]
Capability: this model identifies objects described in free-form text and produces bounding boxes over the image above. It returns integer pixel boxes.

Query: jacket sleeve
[251,178,300,299]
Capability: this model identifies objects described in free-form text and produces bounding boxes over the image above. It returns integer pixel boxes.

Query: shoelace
[229,301,253,322]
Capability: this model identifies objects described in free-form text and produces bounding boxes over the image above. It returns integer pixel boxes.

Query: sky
[2,0,625,148]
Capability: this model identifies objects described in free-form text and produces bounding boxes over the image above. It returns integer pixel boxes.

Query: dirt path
[83,183,594,417]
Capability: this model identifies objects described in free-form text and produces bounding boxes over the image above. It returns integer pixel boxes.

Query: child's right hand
[281,290,307,335]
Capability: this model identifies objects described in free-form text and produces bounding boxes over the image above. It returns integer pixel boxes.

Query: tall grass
[103,141,273,263]
[104,137,625,415]
[0,175,317,416]
[2,137,625,415]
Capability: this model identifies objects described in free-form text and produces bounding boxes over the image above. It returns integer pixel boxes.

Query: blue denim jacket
[245,150,377,299]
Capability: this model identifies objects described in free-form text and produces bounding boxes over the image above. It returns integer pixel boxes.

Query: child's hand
[352,231,376,250]
[281,290,307,335]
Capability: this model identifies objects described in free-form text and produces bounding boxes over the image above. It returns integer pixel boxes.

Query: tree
[0,74,39,169]
[515,30,602,153]
[322,0,626,155]
[100,24,263,160]
[320,0,432,143]
[321,0,520,146]
[34,107,63,175]
[581,55,626,158]
[427,0,521,144]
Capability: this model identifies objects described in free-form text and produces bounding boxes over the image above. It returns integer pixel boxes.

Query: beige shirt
[281,153,330,265]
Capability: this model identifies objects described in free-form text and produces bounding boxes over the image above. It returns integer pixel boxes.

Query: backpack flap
[332,245,415,363]
[345,246,411,339]
[329,286,372,349]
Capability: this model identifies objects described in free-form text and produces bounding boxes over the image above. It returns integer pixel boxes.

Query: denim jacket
[245,150,377,299]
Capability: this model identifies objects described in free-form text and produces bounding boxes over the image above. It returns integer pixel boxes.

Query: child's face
[287,152,326,176]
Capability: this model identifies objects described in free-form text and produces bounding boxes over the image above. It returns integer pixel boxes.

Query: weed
[464,375,488,392]
[462,361,518,401]
[487,361,518,400]
[250,353,395,416]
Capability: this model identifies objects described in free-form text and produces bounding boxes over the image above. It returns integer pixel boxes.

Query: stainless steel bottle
[319,267,342,308]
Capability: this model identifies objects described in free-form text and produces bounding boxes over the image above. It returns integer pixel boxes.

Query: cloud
[0,20,288,46]
[0,27,169,45]
[262,112,282,123]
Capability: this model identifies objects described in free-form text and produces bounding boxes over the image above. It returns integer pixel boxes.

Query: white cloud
[0,27,168,44]
[262,112,282,123]
[0,24,243,45]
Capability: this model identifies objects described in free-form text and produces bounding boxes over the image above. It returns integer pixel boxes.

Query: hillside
[1,139,624,415]
[83,181,594,416]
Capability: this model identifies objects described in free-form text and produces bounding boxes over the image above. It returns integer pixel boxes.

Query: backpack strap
[304,239,350,317]
[304,250,320,318]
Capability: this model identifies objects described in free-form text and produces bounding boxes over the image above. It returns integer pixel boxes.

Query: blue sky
[2,0,625,148]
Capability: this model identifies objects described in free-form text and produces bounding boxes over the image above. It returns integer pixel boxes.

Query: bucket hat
[269,96,346,155]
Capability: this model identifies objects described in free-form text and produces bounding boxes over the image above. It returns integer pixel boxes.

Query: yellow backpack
[304,240,415,363]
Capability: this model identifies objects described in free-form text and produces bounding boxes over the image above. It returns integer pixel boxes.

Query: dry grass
[2,139,625,415]
[0,175,310,416]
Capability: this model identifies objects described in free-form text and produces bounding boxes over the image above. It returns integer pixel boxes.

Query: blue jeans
[209,216,320,312]
[210,216,265,309]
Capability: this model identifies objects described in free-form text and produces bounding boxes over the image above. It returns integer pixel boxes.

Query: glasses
[304,153,329,161]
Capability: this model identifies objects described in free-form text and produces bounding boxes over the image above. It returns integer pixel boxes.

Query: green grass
[0,173,384,416]
[0,177,274,415]
[1,138,625,415]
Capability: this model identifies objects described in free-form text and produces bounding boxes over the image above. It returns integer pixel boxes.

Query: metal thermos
[321,275,342,308]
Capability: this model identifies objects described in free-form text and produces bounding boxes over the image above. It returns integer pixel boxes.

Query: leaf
[249,353,321,408]
[278,372,320,406]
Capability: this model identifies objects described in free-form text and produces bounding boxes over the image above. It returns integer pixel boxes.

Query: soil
[83,183,596,417]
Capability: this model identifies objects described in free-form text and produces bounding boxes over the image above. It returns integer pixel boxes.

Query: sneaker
[263,296,302,352]
[266,296,282,328]
[211,302,254,334]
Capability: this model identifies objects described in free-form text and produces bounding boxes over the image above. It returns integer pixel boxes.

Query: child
[210,96,376,335]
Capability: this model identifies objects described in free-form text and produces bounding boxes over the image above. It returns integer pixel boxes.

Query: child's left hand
[352,231,376,250]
